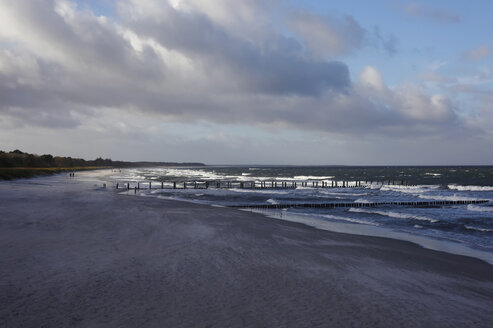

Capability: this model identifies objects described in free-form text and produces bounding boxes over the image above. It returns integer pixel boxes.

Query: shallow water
[106,166,493,255]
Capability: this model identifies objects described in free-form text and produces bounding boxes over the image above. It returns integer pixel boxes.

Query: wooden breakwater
[114,179,409,191]
[229,199,490,210]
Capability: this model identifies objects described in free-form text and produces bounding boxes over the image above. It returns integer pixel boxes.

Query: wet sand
[1,172,493,327]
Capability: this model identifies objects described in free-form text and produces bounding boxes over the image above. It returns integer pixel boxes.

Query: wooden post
[161,182,164,189]
[183,182,186,189]
[149,182,152,190]
[127,183,130,190]
[137,183,140,190]
[134,186,137,194]
[116,183,118,189]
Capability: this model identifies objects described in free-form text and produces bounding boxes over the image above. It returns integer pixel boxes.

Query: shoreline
[1,172,493,327]
[248,207,493,265]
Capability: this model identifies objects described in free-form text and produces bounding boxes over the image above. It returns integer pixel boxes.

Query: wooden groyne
[114,179,409,191]
[229,199,489,210]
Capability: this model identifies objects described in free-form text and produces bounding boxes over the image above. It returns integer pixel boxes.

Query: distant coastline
[0,149,205,180]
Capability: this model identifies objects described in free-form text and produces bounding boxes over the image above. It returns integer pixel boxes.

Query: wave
[349,208,438,223]
[464,225,493,232]
[320,191,369,197]
[425,172,442,177]
[448,184,493,191]
[267,198,279,205]
[229,188,290,195]
[466,204,493,212]
[294,175,335,180]
[380,184,440,194]
[418,194,480,202]
[322,214,380,226]
[354,198,371,203]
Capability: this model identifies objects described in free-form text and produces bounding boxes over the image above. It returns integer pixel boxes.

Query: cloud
[404,3,460,23]
[372,26,398,56]
[418,71,455,83]
[0,0,474,142]
[462,45,491,61]
[286,11,366,58]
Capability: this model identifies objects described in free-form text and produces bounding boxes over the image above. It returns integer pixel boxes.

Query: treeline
[0,150,205,168]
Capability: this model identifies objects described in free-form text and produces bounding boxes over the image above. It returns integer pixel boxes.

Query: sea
[107,166,493,262]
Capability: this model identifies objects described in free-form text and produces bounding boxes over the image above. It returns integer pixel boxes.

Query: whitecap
[294,175,335,180]
[418,194,480,202]
[349,208,438,223]
[464,225,493,232]
[230,189,290,195]
[322,214,379,226]
[320,191,369,197]
[466,204,493,212]
[448,184,493,191]
[380,184,440,194]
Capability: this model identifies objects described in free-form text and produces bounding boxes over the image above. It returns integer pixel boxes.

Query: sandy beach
[1,171,492,327]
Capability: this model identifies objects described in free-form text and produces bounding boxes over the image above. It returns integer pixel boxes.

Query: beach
[1,171,492,327]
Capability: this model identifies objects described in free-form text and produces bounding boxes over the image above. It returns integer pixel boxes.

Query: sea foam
[467,204,493,212]
[349,208,438,223]
[448,184,493,191]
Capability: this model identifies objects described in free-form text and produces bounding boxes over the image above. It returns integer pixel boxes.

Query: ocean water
[108,166,493,258]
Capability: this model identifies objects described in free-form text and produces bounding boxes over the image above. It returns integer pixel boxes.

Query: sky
[1,0,492,165]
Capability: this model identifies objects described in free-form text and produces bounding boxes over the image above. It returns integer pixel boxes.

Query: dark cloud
[0,0,470,140]
[286,12,366,58]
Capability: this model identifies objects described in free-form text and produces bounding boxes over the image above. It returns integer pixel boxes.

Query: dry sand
[1,172,493,327]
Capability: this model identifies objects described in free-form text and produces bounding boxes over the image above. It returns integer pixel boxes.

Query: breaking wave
[349,208,438,223]
[448,184,493,191]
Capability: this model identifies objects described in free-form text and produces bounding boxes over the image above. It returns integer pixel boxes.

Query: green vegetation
[0,149,114,168]
[0,149,205,180]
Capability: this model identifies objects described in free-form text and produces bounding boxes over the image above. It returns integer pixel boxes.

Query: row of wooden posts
[114,179,409,192]
[230,199,489,210]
